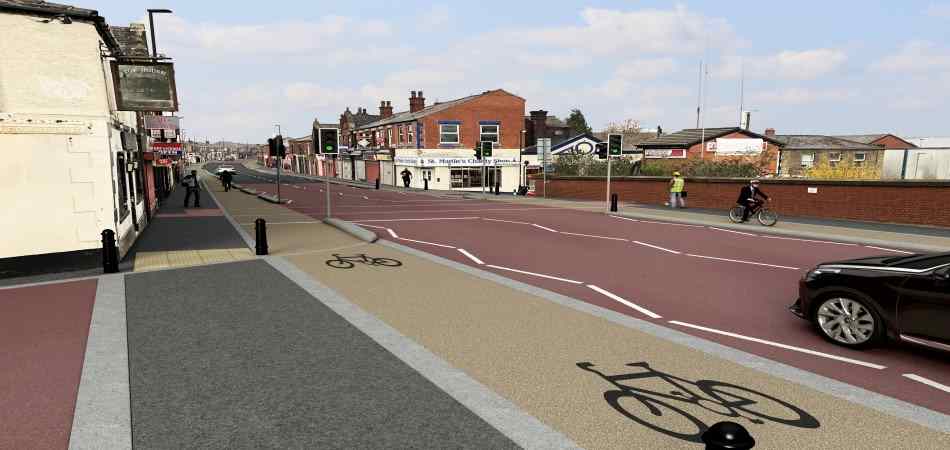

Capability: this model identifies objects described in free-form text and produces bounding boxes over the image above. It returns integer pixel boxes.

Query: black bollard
[255,218,268,255]
[610,193,619,212]
[424,178,428,190]
[495,181,500,195]
[375,178,380,190]
[101,229,119,274]
[701,421,755,450]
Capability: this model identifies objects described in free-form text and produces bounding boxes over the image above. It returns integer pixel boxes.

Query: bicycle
[577,361,819,443]
[325,253,402,269]
[729,199,778,226]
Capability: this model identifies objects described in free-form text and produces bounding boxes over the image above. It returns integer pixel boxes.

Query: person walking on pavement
[669,171,686,209]
[183,170,201,208]
[400,168,412,188]
[221,170,233,192]
[737,178,770,222]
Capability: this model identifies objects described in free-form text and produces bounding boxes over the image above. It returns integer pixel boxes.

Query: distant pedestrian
[400,168,412,188]
[183,170,200,208]
[221,170,233,192]
[669,171,686,209]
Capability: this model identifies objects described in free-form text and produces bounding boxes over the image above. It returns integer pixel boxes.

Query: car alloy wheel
[816,297,877,346]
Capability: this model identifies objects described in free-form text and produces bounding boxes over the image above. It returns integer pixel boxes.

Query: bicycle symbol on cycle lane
[578,361,820,443]
[325,254,403,270]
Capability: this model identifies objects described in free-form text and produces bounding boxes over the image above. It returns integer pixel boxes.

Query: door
[898,266,950,345]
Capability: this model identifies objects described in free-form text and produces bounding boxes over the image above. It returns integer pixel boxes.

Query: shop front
[393,150,521,192]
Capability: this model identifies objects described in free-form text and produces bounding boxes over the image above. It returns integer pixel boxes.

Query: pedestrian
[400,168,412,188]
[182,170,200,208]
[221,170,233,192]
[669,171,686,209]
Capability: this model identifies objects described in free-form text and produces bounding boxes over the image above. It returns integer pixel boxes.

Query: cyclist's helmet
[750,179,760,184]
[673,171,681,176]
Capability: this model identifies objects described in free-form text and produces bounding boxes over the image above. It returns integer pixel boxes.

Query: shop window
[440,123,460,144]
[450,167,501,188]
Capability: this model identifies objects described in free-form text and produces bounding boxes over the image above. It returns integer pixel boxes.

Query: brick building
[637,127,784,174]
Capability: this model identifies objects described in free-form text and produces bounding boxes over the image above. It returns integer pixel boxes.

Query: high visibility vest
[671,177,685,193]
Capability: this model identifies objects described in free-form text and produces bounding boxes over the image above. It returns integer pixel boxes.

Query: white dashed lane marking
[485,265,583,285]
[903,374,950,393]
[458,249,485,265]
[586,285,662,319]
[686,254,800,270]
[633,241,681,255]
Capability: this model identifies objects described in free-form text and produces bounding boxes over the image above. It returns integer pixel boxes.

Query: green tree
[565,109,592,136]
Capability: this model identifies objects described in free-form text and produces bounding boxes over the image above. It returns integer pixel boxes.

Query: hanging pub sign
[110,62,179,111]
[144,115,181,130]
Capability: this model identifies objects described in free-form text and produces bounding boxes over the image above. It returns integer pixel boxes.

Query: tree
[566,109,592,136]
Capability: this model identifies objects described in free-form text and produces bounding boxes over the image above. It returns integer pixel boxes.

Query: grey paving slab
[124,260,517,449]
[69,274,131,450]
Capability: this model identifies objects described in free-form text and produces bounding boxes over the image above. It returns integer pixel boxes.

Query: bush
[640,159,760,178]
[552,154,639,176]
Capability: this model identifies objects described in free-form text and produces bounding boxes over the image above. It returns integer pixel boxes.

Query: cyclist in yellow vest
[669,171,686,209]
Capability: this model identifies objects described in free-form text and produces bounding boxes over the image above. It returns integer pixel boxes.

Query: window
[387,127,393,146]
[440,123,459,144]
[450,168,501,188]
[828,152,840,167]
[398,125,404,144]
[408,123,415,147]
[801,152,815,168]
[854,152,866,167]
[116,153,129,220]
[479,123,500,144]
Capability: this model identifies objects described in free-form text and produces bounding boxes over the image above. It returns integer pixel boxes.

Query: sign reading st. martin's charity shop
[111,62,179,112]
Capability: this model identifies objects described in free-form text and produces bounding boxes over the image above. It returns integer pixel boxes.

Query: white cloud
[869,40,950,73]
[750,87,856,105]
[717,49,847,80]
[926,3,950,17]
[614,58,679,80]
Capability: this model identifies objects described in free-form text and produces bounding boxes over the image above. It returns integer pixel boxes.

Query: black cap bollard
[424,178,429,190]
[610,193,619,212]
[701,421,755,450]
[375,178,380,190]
[254,218,268,255]
[101,229,119,273]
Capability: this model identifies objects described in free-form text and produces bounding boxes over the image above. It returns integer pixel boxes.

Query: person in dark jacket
[183,170,200,208]
[736,179,769,222]
[400,168,412,188]
[221,170,233,192]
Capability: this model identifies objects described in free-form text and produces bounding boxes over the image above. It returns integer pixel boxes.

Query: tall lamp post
[519,129,526,191]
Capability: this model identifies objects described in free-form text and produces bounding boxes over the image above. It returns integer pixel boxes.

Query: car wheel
[813,294,883,349]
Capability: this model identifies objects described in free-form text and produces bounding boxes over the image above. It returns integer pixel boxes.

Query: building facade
[637,127,784,174]
[774,135,886,178]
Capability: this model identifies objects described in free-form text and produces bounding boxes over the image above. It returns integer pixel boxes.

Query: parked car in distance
[791,252,950,351]
[215,165,235,174]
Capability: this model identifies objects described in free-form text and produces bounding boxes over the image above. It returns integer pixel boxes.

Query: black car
[791,252,950,350]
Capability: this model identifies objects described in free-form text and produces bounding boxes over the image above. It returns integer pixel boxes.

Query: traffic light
[269,135,286,157]
[481,141,493,158]
[267,138,276,157]
[318,128,339,154]
[596,142,608,159]
[474,141,482,160]
[608,134,623,157]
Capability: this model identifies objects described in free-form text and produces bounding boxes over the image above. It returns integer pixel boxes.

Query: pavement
[2,161,949,449]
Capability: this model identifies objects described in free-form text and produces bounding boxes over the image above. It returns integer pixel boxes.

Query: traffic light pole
[481,157,486,199]
[606,155,612,212]
[325,158,331,219]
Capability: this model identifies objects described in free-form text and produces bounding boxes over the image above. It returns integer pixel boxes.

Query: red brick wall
[535,176,950,227]
[421,90,525,149]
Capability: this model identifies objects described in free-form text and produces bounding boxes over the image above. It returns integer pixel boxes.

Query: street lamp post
[146,9,173,59]
[274,124,282,202]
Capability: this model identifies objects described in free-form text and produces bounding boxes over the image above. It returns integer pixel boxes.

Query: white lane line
[482,217,532,225]
[709,227,758,237]
[609,215,639,223]
[458,249,485,265]
[533,224,558,233]
[363,196,369,200]
[387,228,399,239]
[339,192,344,196]
[636,219,705,228]
[633,241,681,255]
[866,245,914,254]
[356,217,480,222]
[903,374,950,394]
[686,253,800,270]
[669,321,887,370]
[561,231,629,242]
[586,285,662,319]
[759,235,858,246]
[398,237,457,249]
[353,223,388,229]
[485,265,583,285]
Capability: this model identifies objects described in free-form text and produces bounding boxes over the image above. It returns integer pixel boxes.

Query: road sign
[608,134,622,156]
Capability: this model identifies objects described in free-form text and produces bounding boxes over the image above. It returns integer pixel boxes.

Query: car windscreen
[893,254,950,270]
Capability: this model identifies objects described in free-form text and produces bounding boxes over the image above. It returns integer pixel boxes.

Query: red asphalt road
[247,181,950,415]
[0,279,98,450]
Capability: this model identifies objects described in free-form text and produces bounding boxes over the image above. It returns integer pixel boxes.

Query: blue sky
[86,0,950,143]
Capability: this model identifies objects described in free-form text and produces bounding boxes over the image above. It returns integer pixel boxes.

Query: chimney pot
[764,128,776,137]
[411,91,416,98]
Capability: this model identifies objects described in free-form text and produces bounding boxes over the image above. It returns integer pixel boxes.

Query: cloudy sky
[89,0,950,143]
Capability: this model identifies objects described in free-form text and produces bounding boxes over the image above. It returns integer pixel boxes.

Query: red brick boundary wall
[533,176,950,228]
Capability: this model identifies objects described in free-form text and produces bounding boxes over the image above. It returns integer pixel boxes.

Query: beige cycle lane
[283,243,949,449]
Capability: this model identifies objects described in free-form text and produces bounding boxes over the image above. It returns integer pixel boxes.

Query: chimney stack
[529,110,548,146]
[379,101,393,118]
[409,90,426,113]
[764,128,776,137]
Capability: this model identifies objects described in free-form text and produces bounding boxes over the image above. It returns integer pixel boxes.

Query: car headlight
[804,267,840,282]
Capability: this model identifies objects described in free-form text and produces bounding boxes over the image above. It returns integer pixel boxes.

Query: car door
[898,265,950,345]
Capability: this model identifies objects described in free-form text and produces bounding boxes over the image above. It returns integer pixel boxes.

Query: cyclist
[736,179,770,222]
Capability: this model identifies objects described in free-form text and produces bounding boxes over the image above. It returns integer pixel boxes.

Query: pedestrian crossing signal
[481,141,493,158]
[596,142,608,159]
[608,134,622,156]
[318,128,339,154]
[474,142,482,160]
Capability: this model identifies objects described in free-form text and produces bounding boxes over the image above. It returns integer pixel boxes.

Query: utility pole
[275,124,282,202]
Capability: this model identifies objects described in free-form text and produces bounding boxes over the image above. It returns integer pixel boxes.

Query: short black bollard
[375,178,380,190]
[255,218,268,255]
[610,193,619,212]
[101,229,119,274]
[424,178,429,190]
[701,421,755,450]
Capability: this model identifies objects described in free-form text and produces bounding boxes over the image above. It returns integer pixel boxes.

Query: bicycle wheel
[697,381,820,428]
[757,208,778,226]
[728,206,745,223]
[371,257,402,267]
[326,259,355,269]
[604,390,708,443]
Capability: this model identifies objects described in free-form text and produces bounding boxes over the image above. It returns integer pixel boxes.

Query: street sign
[608,134,622,156]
